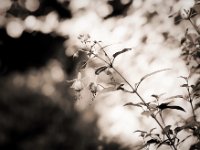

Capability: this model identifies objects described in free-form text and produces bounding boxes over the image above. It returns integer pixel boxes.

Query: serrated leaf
[123,102,142,108]
[95,66,107,75]
[113,48,132,58]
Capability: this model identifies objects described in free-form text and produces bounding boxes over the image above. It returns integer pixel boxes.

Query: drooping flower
[69,72,84,92]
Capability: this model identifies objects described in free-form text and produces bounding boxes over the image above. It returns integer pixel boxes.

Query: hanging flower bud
[70,72,84,92]
[73,51,79,59]
[89,82,98,94]
[71,80,84,92]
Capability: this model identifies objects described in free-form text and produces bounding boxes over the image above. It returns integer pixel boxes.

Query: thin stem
[96,42,112,63]
[111,65,177,150]
[186,80,196,121]
[88,44,177,150]
[159,111,166,126]
[188,18,200,35]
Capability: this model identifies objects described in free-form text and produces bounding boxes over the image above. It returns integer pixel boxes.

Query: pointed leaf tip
[113,48,132,58]
[95,66,107,75]
[123,102,142,108]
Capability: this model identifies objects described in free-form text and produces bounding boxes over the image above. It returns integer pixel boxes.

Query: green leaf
[95,66,107,75]
[113,48,132,58]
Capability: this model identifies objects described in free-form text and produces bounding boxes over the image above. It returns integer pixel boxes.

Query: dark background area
[0,0,133,149]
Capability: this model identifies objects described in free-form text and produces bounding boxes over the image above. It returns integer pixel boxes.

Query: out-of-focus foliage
[0,0,137,150]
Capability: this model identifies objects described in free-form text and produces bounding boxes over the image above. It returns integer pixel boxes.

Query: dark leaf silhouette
[113,48,132,58]
[123,102,142,108]
[174,126,183,134]
[195,102,200,110]
[158,103,185,112]
[163,125,172,134]
[116,84,124,90]
[151,94,159,99]
[95,66,107,75]
[134,130,147,138]
[190,141,200,150]
[180,84,189,87]
[146,139,160,145]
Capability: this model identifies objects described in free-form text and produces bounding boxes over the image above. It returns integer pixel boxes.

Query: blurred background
[0,0,199,150]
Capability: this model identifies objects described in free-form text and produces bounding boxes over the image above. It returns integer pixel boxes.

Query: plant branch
[109,60,177,150]
[86,42,177,150]
[186,80,196,121]
[188,18,200,35]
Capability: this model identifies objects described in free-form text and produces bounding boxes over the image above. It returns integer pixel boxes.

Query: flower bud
[71,80,84,92]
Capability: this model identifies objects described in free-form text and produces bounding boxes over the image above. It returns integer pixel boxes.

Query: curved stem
[186,80,196,121]
[111,65,177,150]
[88,44,177,150]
